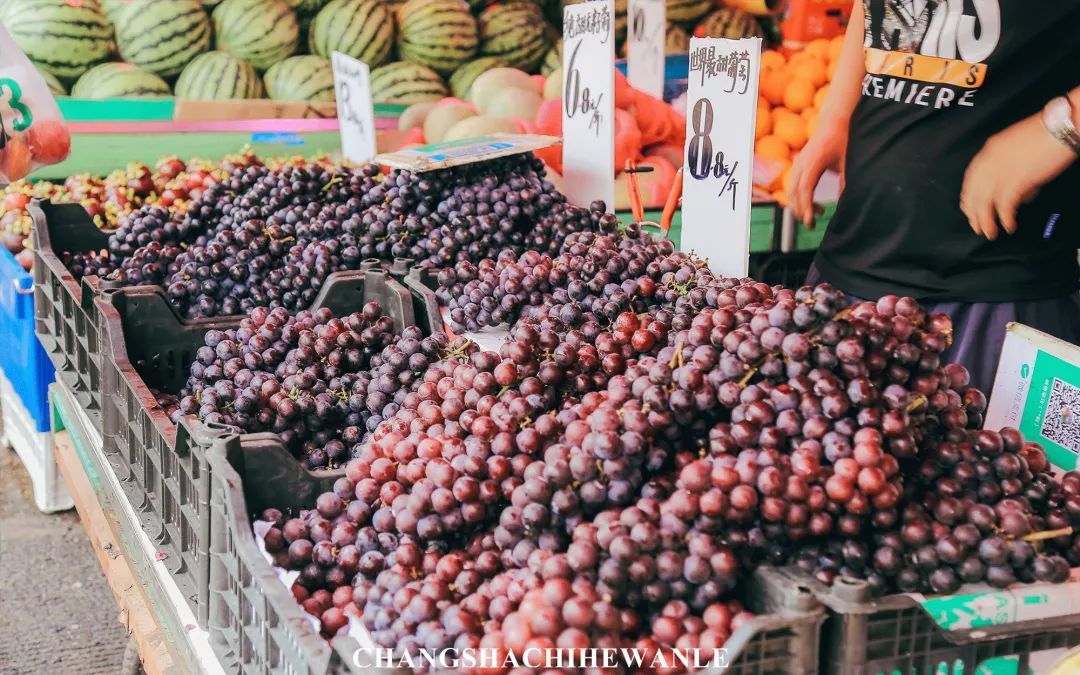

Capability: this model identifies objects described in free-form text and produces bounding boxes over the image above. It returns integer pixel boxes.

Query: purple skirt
[806,264,1080,394]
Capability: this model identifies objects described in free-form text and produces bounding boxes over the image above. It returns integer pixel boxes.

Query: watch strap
[1046,96,1080,154]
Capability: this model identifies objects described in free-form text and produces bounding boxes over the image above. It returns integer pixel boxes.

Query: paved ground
[0,444,129,674]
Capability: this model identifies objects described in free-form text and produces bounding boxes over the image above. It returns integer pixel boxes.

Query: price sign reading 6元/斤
[680,37,762,278]
[562,0,615,211]
[627,0,664,99]
[331,51,376,164]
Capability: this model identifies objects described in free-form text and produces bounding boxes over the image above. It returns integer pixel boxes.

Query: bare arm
[787,1,866,227]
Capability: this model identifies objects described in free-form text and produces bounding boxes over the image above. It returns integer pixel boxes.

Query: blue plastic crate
[0,246,54,432]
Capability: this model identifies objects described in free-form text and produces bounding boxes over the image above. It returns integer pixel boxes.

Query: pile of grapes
[66,154,614,320]
[120,153,1076,670]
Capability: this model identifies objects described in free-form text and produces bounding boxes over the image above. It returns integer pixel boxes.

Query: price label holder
[331,51,376,163]
[562,0,615,211]
[681,37,762,278]
[626,0,665,99]
[374,133,560,172]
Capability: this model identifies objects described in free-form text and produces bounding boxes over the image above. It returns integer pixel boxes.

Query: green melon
[2,0,113,79]
[477,2,551,73]
[539,38,560,77]
[369,61,448,105]
[71,62,171,98]
[113,0,211,77]
[175,51,264,99]
[396,0,477,76]
[667,0,712,25]
[263,55,335,101]
[308,0,393,66]
[447,56,507,100]
[695,8,763,39]
[213,0,298,70]
[36,67,67,97]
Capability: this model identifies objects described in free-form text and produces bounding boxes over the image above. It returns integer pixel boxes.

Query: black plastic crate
[749,250,817,289]
[772,566,1080,674]
[96,268,427,628]
[207,427,824,674]
[30,199,110,428]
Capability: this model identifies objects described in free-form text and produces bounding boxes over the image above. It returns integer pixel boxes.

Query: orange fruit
[758,95,770,111]
[827,59,839,80]
[772,105,799,127]
[757,134,791,163]
[828,35,845,62]
[805,110,820,137]
[761,50,786,72]
[761,70,791,106]
[774,114,808,151]
[813,84,830,109]
[792,58,828,88]
[781,166,794,194]
[755,109,772,139]
[783,78,816,113]
[806,39,831,61]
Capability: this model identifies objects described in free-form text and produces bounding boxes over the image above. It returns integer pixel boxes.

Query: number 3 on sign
[680,37,762,279]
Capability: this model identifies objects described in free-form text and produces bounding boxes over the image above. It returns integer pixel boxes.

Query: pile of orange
[754,35,844,201]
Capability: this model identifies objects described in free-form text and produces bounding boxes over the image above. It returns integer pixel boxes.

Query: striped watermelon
[477,2,551,73]
[2,0,113,79]
[72,62,171,98]
[396,0,477,76]
[101,0,133,17]
[36,67,67,97]
[539,38,560,77]
[175,51,264,99]
[308,0,393,66]
[369,61,448,105]
[695,8,763,39]
[263,55,335,101]
[213,0,299,70]
[665,22,691,54]
[667,0,711,25]
[448,56,507,100]
[113,0,211,77]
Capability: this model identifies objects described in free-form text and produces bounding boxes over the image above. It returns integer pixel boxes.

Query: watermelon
[396,0,477,76]
[667,0,711,25]
[263,55,335,102]
[2,0,113,79]
[72,62,171,98]
[113,0,211,77]
[101,0,134,16]
[539,38,560,77]
[36,67,67,97]
[477,2,552,73]
[213,0,299,70]
[308,0,393,67]
[175,51,264,99]
[369,61,448,105]
[448,56,508,100]
[695,8,763,39]
[666,22,691,54]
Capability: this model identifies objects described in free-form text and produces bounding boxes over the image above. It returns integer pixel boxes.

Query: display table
[51,382,223,675]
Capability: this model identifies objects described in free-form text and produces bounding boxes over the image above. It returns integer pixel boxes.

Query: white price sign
[681,37,762,278]
[331,51,376,164]
[562,0,615,211]
[626,0,665,99]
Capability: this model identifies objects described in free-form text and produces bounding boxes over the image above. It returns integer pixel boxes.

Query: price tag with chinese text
[331,51,376,163]
[626,0,664,99]
[681,37,762,277]
[562,0,615,211]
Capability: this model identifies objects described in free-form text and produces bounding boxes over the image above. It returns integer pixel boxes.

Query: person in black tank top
[787,0,1080,392]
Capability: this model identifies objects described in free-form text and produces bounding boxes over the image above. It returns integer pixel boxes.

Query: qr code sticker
[1041,378,1080,452]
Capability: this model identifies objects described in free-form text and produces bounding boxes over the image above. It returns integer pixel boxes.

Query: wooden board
[53,429,188,675]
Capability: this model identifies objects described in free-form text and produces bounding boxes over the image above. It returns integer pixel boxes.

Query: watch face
[1046,97,1073,129]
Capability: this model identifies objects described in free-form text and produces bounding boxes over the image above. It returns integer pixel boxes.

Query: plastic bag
[0,23,71,184]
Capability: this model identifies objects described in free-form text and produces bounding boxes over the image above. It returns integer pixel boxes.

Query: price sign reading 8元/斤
[680,36,762,278]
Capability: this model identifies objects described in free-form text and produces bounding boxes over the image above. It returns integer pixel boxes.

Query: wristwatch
[1042,96,1080,154]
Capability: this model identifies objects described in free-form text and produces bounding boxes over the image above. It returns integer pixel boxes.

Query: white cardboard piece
[562,0,616,211]
[331,51,377,164]
[374,133,559,172]
[985,323,1080,472]
[626,0,665,99]
[680,37,763,278]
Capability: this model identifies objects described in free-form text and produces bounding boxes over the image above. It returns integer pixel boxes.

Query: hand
[960,113,1077,240]
[787,118,848,228]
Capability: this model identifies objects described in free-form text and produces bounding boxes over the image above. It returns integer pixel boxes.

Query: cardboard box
[985,323,1080,471]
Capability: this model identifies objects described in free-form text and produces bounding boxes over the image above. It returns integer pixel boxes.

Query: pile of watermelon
[5,0,767,105]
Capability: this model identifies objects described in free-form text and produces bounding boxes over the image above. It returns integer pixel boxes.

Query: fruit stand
[4,0,1080,674]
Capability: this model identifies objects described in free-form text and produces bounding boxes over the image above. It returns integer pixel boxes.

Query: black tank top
[815,0,1080,302]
